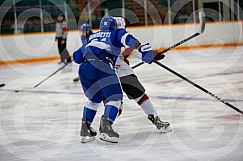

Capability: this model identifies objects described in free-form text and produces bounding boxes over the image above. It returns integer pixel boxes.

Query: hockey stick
[0,83,5,88]
[33,63,68,88]
[132,11,206,69]
[73,77,80,82]
[154,61,243,115]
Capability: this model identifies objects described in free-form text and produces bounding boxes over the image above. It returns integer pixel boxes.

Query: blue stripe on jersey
[85,46,114,61]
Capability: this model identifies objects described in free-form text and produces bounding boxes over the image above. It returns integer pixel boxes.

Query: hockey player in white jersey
[114,17,172,133]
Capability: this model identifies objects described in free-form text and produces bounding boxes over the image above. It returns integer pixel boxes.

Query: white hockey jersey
[115,56,134,77]
[115,48,141,78]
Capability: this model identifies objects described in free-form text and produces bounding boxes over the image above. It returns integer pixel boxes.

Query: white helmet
[113,17,126,29]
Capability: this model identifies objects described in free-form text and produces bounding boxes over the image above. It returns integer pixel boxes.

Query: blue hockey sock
[104,104,119,123]
[83,107,97,124]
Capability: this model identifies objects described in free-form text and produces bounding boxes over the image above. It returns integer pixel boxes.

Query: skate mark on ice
[151,95,243,103]
[214,114,243,121]
[1,88,243,103]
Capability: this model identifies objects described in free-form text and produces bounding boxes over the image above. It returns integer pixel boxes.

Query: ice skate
[80,117,97,143]
[148,115,172,133]
[99,115,119,143]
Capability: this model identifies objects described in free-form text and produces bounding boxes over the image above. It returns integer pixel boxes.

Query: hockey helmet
[114,17,126,29]
[80,23,92,32]
[99,16,117,31]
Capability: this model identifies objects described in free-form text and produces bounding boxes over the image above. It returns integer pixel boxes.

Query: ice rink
[0,47,243,161]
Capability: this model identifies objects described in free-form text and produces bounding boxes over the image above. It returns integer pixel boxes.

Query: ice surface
[0,47,243,161]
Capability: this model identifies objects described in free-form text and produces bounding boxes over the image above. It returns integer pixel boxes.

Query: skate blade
[81,136,95,143]
[159,126,172,133]
[100,133,118,143]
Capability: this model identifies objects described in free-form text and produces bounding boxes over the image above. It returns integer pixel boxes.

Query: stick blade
[199,11,206,34]
[0,83,5,88]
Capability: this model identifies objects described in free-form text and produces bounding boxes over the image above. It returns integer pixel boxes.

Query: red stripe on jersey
[137,94,149,105]
[123,57,130,65]
[63,27,68,31]
[122,48,133,57]
[122,48,133,65]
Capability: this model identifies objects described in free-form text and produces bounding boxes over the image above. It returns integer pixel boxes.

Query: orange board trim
[0,56,59,66]
[1,42,243,67]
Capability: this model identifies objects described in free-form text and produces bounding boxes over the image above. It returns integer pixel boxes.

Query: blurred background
[0,0,243,34]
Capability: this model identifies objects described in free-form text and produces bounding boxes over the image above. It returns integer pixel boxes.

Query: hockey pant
[79,61,123,123]
[57,38,71,62]
[120,74,157,115]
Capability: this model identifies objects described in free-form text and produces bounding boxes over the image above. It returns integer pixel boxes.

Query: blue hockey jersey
[73,29,140,64]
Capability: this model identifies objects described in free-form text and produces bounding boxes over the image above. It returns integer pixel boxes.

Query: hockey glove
[153,51,165,61]
[138,43,162,64]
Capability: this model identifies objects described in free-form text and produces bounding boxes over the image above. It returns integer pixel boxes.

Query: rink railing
[0,21,243,66]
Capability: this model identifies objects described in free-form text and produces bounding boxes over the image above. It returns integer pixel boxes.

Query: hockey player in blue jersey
[73,16,165,143]
[77,21,172,134]
[73,24,93,82]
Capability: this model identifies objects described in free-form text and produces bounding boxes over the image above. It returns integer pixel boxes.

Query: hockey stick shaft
[0,83,5,87]
[34,64,67,88]
[154,61,243,114]
[132,11,206,70]
[132,33,200,69]
[160,33,200,54]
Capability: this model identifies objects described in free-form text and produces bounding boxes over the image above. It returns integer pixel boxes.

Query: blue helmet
[99,16,117,31]
[80,23,92,32]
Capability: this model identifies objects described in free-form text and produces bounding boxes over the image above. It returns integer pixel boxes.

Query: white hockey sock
[135,94,157,116]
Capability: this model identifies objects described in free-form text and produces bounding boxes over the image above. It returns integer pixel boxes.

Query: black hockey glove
[153,51,165,62]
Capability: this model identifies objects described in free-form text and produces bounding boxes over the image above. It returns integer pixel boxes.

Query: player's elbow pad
[125,35,141,49]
